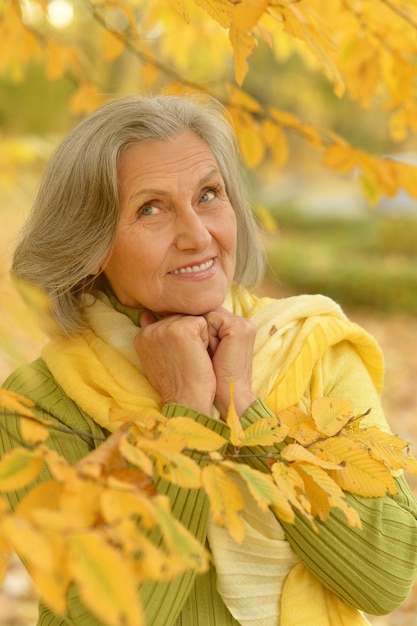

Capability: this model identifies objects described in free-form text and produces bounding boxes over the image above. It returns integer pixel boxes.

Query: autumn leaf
[240,416,288,447]
[311,435,398,497]
[235,116,265,168]
[3,517,70,616]
[229,24,257,86]
[262,119,289,169]
[311,397,353,437]
[69,532,145,626]
[201,464,245,543]
[0,499,12,583]
[69,83,105,115]
[102,29,125,61]
[20,416,50,442]
[76,425,129,479]
[119,436,155,476]
[161,416,227,451]
[296,464,362,528]
[232,0,269,33]
[280,442,342,470]
[222,459,294,519]
[152,497,210,572]
[347,425,417,475]
[101,489,156,530]
[226,383,245,447]
[270,460,311,524]
[277,405,319,445]
[135,437,202,487]
[195,0,232,29]
[0,388,35,418]
[0,447,43,491]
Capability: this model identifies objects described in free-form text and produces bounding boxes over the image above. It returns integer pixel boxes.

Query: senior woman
[1,94,417,626]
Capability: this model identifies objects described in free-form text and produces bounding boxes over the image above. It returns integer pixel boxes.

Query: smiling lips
[170,258,215,275]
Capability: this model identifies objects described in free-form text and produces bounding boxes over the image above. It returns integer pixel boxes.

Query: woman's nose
[174,208,212,251]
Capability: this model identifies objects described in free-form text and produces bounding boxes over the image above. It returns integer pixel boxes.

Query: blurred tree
[2,0,417,202]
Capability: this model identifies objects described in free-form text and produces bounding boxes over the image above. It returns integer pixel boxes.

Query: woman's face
[103,131,237,316]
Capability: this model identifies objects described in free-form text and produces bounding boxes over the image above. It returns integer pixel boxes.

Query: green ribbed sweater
[1,296,417,625]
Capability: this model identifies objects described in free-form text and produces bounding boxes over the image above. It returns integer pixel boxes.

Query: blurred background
[1,1,417,624]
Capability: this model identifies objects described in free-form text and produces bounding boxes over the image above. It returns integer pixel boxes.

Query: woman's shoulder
[2,357,107,439]
[3,357,57,394]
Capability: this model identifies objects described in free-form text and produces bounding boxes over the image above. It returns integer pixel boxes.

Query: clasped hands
[134,308,257,421]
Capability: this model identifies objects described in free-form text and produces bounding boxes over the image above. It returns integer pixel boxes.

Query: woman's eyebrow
[131,169,221,200]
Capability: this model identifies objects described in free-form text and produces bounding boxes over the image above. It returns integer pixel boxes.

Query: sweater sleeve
[238,344,417,615]
[0,359,230,626]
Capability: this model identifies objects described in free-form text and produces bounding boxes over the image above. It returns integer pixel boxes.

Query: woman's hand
[134,312,216,416]
[205,308,257,420]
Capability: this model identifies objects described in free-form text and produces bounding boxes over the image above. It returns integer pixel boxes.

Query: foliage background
[1,1,417,624]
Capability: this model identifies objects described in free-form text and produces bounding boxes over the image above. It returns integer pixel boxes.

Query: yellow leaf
[312,435,397,497]
[105,519,163,579]
[0,448,43,491]
[229,23,257,85]
[0,388,35,417]
[167,0,189,22]
[201,464,245,543]
[45,40,75,80]
[297,464,362,528]
[396,161,417,200]
[1,516,56,573]
[222,460,292,516]
[0,507,11,583]
[348,426,417,475]
[136,438,202,487]
[70,532,144,626]
[232,0,269,32]
[20,416,50,443]
[119,436,155,476]
[270,460,311,524]
[15,480,62,519]
[296,465,331,523]
[102,29,125,61]
[58,479,103,530]
[277,405,319,445]
[139,62,161,87]
[280,443,342,470]
[76,425,128,479]
[236,116,265,168]
[152,498,210,572]
[42,447,76,484]
[162,416,227,451]
[27,530,69,616]
[226,383,245,447]
[70,83,105,115]
[262,119,289,169]
[311,397,353,437]
[322,143,357,174]
[229,85,263,114]
[359,171,381,206]
[101,489,156,529]
[240,416,287,447]
[195,0,232,28]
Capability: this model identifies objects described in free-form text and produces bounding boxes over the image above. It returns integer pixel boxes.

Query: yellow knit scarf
[42,287,383,626]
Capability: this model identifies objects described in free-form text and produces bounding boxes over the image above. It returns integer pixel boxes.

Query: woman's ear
[90,265,102,276]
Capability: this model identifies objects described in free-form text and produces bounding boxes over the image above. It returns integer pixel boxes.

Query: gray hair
[12,93,265,335]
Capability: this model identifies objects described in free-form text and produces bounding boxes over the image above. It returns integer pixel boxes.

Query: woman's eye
[138,203,159,217]
[200,189,217,203]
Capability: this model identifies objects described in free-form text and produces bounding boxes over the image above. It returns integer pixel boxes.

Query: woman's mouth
[170,258,214,275]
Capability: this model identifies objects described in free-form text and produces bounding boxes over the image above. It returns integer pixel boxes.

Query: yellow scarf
[42,287,383,626]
